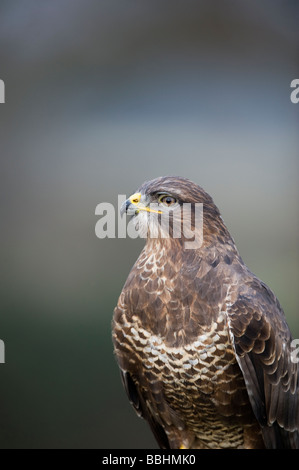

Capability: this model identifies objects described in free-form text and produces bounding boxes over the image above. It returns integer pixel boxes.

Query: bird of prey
[112,176,299,449]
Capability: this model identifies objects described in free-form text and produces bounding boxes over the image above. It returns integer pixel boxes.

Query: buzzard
[112,176,299,449]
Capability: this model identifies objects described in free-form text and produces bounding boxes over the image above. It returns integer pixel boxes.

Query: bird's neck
[144,228,241,266]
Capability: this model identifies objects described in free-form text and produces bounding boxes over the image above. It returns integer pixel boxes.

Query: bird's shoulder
[226,272,293,358]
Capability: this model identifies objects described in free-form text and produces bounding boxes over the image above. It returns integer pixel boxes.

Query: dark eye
[159,195,177,207]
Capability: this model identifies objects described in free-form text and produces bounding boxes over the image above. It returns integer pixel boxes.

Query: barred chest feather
[114,303,257,444]
[113,244,262,448]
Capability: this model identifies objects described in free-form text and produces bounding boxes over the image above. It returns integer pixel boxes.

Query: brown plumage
[112,176,299,449]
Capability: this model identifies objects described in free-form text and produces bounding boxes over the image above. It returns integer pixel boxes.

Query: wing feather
[228,280,299,448]
[120,370,170,449]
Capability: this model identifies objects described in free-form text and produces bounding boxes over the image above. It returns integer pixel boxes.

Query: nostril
[130,193,141,204]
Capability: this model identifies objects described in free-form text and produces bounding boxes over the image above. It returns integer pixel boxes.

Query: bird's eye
[159,195,177,207]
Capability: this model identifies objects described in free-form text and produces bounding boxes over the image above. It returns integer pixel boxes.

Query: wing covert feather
[227,282,299,448]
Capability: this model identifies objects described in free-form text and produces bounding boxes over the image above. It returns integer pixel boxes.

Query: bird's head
[121,176,225,247]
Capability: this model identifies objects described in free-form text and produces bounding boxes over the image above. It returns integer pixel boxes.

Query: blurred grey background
[0,0,298,449]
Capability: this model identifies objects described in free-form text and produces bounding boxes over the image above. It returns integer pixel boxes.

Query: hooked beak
[120,192,162,216]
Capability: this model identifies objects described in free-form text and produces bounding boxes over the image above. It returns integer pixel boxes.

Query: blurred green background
[0,0,298,449]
